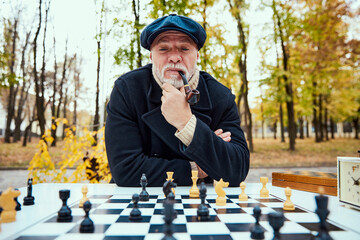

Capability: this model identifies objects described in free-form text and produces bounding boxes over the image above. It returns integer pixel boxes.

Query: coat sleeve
[182,94,250,187]
[105,80,192,187]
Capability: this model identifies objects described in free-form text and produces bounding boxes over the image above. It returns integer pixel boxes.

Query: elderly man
[105,14,249,187]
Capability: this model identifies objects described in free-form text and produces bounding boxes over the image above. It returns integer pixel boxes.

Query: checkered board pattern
[14,193,359,240]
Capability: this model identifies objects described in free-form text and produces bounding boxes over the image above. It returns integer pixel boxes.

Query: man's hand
[214,129,231,142]
[196,129,232,178]
[161,83,192,130]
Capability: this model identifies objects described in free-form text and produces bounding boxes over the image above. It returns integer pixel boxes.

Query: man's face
[150,31,199,89]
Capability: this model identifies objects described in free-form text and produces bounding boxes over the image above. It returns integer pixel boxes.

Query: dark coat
[105,64,249,187]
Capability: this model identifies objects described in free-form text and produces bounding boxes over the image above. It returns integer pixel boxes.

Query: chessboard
[1,183,360,240]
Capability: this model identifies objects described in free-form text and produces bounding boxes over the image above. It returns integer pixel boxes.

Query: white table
[1,183,359,240]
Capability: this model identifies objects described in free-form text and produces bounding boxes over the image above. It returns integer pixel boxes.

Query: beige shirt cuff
[174,114,196,147]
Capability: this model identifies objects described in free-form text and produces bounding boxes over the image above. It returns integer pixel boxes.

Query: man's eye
[182,48,189,51]
[159,48,168,51]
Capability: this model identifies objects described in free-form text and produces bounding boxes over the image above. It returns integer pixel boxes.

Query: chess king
[105,14,250,187]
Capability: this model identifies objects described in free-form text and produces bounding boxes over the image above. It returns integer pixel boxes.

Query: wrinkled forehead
[150,31,197,49]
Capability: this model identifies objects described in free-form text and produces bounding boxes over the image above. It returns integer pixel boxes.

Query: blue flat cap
[140,14,207,50]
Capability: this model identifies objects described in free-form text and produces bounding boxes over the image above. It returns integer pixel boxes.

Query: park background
[0,0,359,189]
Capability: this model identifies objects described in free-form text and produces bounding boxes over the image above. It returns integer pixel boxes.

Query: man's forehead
[151,31,196,46]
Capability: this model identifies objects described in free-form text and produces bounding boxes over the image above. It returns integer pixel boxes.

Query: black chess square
[103,236,145,240]
[116,215,151,223]
[15,237,57,240]
[299,222,345,232]
[157,199,182,203]
[127,203,155,208]
[190,235,233,240]
[153,209,184,215]
[206,199,232,203]
[67,224,110,233]
[186,215,220,222]
[237,203,266,208]
[226,223,266,232]
[183,203,211,209]
[92,208,123,214]
[215,208,246,214]
[149,224,187,233]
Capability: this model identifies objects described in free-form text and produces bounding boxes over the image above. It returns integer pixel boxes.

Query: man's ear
[197,51,199,60]
[150,52,153,62]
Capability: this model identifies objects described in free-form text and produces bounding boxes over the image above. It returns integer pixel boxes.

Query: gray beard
[154,63,195,89]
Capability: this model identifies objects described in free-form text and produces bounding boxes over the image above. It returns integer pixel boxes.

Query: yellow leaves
[28,119,111,184]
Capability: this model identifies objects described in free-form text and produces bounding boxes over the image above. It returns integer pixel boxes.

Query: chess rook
[57,189,72,222]
[189,170,199,198]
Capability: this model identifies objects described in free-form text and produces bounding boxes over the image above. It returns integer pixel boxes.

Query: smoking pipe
[178,71,200,105]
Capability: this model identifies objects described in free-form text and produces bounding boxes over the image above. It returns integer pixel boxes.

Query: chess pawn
[189,170,199,198]
[79,185,89,208]
[129,193,142,221]
[0,187,21,223]
[283,187,295,211]
[250,206,265,239]
[215,178,229,206]
[166,172,175,196]
[79,201,94,233]
[197,182,210,221]
[315,192,333,240]
[260,177,269,197]
[239,182,248,201]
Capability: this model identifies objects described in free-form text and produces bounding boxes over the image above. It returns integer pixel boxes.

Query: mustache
[161,63,188,76]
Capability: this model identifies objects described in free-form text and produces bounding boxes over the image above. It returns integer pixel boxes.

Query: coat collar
[142,66,213,152]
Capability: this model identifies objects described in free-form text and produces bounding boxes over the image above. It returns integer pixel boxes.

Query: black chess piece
[268,211,284,240]
[197,182,210,221]
[162,198,177,240]
[163,180,176,199]
[14,188,21,211]
[167,191,177,219]
[129,193,142,221]
[314,194,333,240]
[80,200,95,233]
[250,205,265,239]
[23,178,35,205]
[57,189,73,222]
[139,173,150,201]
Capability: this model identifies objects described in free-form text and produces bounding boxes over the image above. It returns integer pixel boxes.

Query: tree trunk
[324,107,329,141]
[273,120,277,139]
[306,118,310,138]
[132,0,142,68]
[62,88,68,139]
[319,95,323,141]
[279,104,285,142]
[228,0,253,152]
[51,34,58,146]
[4,17,19,143]
[299,117,304,139]
[354,117,359,140]
[261,100,264,139]
[93,40,101,142]
[330,117,335,139]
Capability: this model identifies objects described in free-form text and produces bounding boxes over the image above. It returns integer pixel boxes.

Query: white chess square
[21,222,76,236]
[55,233,105,240]
[90,214,120,224]
[97,203,129,209]
[217,213,255,223]
[186,222,230,234]
[105,222,150,235]
[284,212,319,223]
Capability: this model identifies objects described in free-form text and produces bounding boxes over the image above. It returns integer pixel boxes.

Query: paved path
[0,167,336,190]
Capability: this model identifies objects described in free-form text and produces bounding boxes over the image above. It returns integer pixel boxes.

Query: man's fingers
[214,129,223,136]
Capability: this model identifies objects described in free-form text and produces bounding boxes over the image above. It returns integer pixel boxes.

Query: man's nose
[168,52,182,63]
